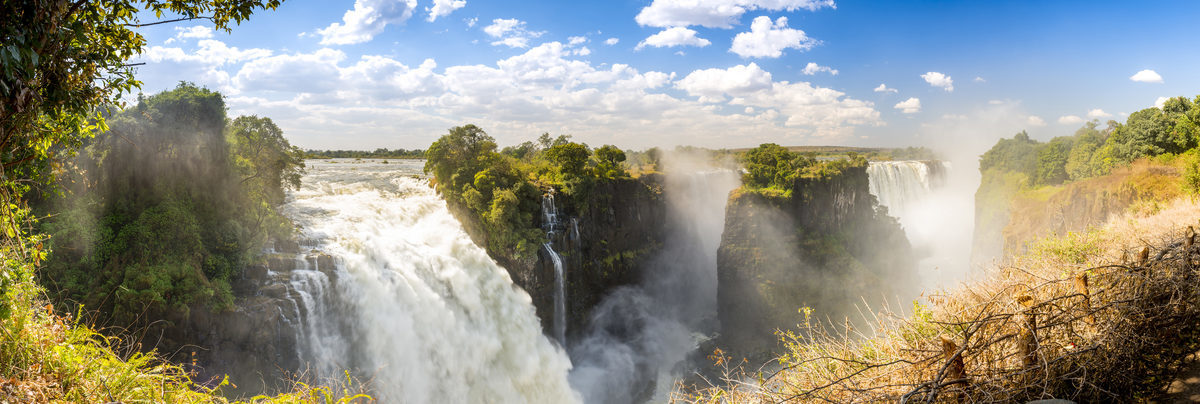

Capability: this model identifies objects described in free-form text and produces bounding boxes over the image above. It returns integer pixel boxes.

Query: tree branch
[125,16,213,28]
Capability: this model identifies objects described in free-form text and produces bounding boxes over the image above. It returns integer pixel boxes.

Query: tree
[228,115,305,206]
[424,124,498,196]
[0,0,283,196]
[1035,137,1072,186]
[594,145,627,179]
[545,142,591,180]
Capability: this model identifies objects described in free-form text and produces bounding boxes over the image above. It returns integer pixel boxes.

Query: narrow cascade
[276,159,579,403]
[542,192,567,345]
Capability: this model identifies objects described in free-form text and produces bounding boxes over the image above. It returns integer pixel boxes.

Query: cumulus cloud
[729,16,815,58]
[973,76,985,83]
[484,18,545,48]
[635,0,835,29]
[801,62,837,75]
[318,0,418,45]
[605,37,620,46]
[636,27,711,50]
[1086,108,1111,119]
[1026,115,1046,127]
[873,83,898,94]
[144,39,272,65]
[1058,115,1084,125]
[165,26,214,44]
[893,97,921,114]
[426,0,466,22]
[1130,69,1163,83]
[676,63,880,130]
[921,71,953,92]
[568,36,588,46]
[1156,96,1170,109]
[466,17,478,27]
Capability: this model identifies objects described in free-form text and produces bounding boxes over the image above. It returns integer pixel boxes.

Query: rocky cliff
[716,165,917,356]
[972,160,1181,263]
[449,176,668,342]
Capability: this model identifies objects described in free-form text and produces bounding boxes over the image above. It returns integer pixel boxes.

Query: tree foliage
[0,0,282,197]
[40,84,303,325]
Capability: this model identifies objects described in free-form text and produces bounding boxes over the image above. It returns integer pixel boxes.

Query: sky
[129,0,1200,151]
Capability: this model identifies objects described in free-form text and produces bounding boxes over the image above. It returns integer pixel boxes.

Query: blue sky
[130,0,1200,152]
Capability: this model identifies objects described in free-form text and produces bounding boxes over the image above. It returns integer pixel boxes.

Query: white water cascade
[867,160,972,289]
[279,159,580,403]
[542,192,567,345]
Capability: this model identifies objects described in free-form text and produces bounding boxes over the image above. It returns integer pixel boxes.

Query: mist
[568,151,740,403]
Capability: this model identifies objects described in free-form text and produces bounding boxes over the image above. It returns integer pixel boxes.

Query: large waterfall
[277,159,580,403]
[867,160,971,289]
[867,160,949,217]
[541,191,567,346]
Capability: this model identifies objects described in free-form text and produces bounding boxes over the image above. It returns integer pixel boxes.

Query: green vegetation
[739,143,869,199]
[981,95,1200,189]
[304,148,424,159]
[38,83,304,327]
[424,125,630,259]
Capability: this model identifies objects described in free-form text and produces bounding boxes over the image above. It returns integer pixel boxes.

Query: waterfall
[542,192,567,345]
[867,160,970,289]
[867,160,949,217]
[277,159,579,403]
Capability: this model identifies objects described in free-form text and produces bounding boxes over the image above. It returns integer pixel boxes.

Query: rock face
[156,248,342,397]
[449,176,668,342]
[972,161,1181,263]
[716,165,917,356]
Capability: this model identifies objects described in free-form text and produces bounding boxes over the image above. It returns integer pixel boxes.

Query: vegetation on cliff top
[424,125,633,259]
[38,83,305,328]
[738,143,869,200]
[981,95,1200,189]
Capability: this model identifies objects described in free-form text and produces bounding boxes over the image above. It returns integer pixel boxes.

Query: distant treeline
[305,148,425,159]
[981,95,1200,189]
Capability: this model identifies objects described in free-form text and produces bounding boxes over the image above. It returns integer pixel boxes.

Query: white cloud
[921,71,953,92]
[568,36,588,46]
[318,0,418,45]
[574,46,591,56]
[1130,69,1163,83]
[484,18,545,48]
[873,83,897,94]
[144,39,272,65]
[973,76,985,83]
[635,0,835,29]
[1086,108,1111,119]
[1156,96,1170,109]
[1026,115,1046,127]
[1058,115,1084,125]
[466,17,478,27]
[165,26,214,44]
[801,62,837,75]
[636,27,711,50]
[234,48,348,94]
[729,16,816,58]
[676,63,880,130]
[893,97,920,114]
[427,0,466,22]
[605,37,620,46]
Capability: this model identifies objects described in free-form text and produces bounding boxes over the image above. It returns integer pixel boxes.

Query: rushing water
[541,192,568,346]
[279,159,579,403]
[867,160,971,289]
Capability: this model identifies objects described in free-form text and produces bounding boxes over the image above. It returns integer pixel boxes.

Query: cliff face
[716,165,917,356]
[972,161,1181,263]
[449,176,668,341]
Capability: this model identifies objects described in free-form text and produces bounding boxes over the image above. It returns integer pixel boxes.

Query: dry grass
[678,198,1200,403]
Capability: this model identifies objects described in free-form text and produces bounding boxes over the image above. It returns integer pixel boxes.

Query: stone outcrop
[716,165,917,357]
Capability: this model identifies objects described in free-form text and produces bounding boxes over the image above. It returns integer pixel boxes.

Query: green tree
[424,124,498,197]
[0,0,282,196]
[594,145,628,179]
[1035,136,1073,186]
[545,142,591,180]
